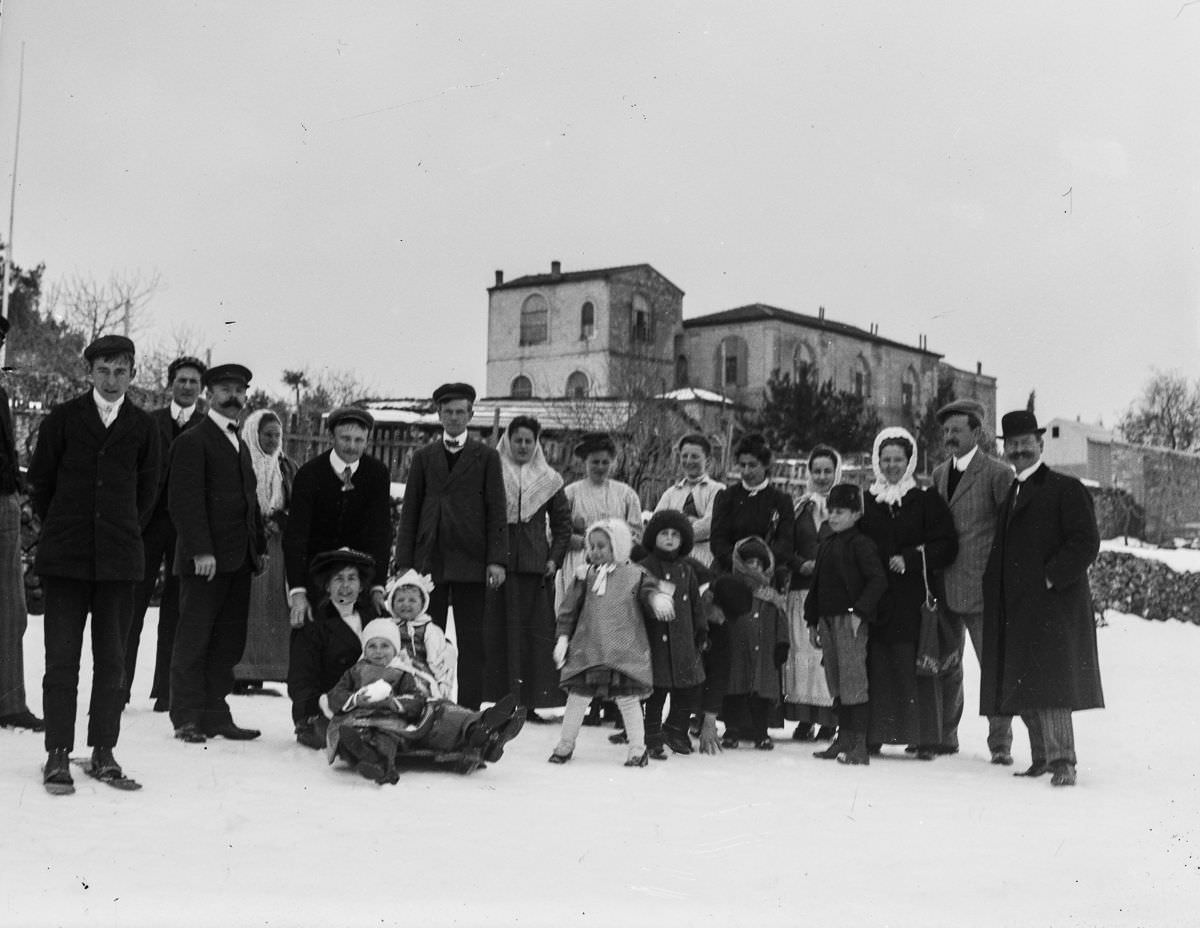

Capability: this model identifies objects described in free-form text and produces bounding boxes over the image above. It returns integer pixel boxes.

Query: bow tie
[444,437,464,451]
[226,423,239,435]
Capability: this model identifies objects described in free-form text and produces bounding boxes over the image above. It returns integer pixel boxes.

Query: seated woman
[289,548,382,749]
[326,619,524,782]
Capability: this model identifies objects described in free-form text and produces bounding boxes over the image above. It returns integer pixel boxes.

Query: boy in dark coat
[636,509,706,759]
[805,484,888,765]
[27,334,161,792]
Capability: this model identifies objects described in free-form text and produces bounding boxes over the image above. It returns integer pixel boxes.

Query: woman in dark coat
[710,433,794,586]
[288,548,381,749]
[485,416,571,721]
[859,427,958,759]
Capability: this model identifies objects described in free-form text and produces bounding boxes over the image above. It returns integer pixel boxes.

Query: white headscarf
[802,446,843,529]
[583,518,633,594]
[497,427,565,524]
[241,409,285,515]
[868,426,919,507]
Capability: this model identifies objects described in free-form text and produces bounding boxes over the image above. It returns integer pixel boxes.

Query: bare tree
[44,270,161,343]
[1118,369,1200,451]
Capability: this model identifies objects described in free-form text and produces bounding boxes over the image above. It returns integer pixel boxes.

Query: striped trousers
[1020,707,1076,766]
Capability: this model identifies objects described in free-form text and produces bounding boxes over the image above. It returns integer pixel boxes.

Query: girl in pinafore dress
[550,518,654,767]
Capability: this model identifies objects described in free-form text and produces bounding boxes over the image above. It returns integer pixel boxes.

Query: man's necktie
[177,411,188,428]
[341,466,354,493]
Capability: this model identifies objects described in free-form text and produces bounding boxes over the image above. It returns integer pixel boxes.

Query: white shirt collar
[953,445,978,473]
[674,473,713,489]
[442,431,467,452]
[207,408,241,447]
[742,478,771,496]
[330,449,361,476]
[1015,460,1043,483]
[170,400,197,424]
[92,389,125,415]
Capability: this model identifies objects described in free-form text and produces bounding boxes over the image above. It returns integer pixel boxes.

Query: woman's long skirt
[484,572,565,709]
[234,532,290,683]
[782,589,836,727]
[866,639,942,747]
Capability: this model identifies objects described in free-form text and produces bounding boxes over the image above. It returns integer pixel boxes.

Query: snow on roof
[655,387,734,405]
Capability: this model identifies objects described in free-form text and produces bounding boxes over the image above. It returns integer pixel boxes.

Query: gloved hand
[553,636,569,669]
[649,592,675,622]
[358,679,393,704]
[773,642,790,667]
[698,714,722,755]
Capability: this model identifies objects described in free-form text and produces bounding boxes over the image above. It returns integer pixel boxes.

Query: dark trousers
[170,565,252,730]
[645,685,702,745]
[940,609,1013,754]
[124,513,180,703]
[42,577,135,751]
[723,693,772,742]
[427,580,487,710]
[1021,708,1076,767]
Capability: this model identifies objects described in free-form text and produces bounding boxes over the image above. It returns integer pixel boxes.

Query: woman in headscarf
[784,444,841,741]
[289,547,380,749]
[487,416,572,722]
[234,408,297,690]
[858,427,958,760]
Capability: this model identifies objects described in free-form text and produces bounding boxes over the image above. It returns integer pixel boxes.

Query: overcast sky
[1,2,1196,426]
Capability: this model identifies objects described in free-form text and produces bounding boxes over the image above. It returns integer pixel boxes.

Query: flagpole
[1,41,26,370]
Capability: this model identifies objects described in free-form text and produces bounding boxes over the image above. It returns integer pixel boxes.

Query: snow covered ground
[3,598,1199,927]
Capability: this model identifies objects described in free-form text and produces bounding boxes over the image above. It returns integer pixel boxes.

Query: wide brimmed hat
[936,398,987,426]
[642,509,694,558]
[203,363,253,388]
[327,406,375,432]
[83,334,135,362]
[432,382,477,404]
[999,410,1046,440]
[309,547,376,586]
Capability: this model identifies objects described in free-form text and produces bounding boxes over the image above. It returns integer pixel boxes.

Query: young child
[804,483,888,765]
[325,620,523,783]
[384,570,457,700]
[713,536,790,750]
[550,518,654,767]
[636,509,706,759]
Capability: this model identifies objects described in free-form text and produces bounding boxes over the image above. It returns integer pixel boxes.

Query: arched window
[675,355,689,388]
[901,366,920,413]
[714,336,748,389]
[852,355,872,399]
[510,375,532,399]
[580,301,595,340]
[631,293,651,344]
[519,294,549,346]
[793,341,816,383]
[565,371,589,399]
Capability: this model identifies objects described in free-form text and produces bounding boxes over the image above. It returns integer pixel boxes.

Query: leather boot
[44,748,73,786]
[836,731,870,765]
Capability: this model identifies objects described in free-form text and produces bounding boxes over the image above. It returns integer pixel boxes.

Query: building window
[853,356,872,399]
[1052,426,1060,438]
[580,301,595,339]
[793,342,816,383]
[715,336,747,389]
[519,294,549,346]
[511,375,532,399]
[724,353,738,386]
[631,293,651,343]
[900,381,913,409]
[675,355,689,388]
[900,366,919,413]
[566,371,589,398]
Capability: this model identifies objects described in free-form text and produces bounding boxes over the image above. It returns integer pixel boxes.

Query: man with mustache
[980,410,1103,787]
[167,363,267,744]
[930,399,1015,763]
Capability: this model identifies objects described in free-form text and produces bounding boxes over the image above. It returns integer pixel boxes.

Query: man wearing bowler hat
[168,362,266,744]
[283,405,392,747]
[981,410,1103,787]
[930,398,1015,763]
[394,382,507,709]
[26,334,161,791]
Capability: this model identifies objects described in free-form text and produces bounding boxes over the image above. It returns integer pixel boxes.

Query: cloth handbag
[915,546,962,677]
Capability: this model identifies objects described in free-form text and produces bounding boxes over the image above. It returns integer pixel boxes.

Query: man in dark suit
[930,399,1015,763]
[123,355,206,711]
[394,382,507,709]
[26,334,161,791]
[0,315,43,732]
[168,363,266,744]
[981,410,1103,788]
[282,405,392,745]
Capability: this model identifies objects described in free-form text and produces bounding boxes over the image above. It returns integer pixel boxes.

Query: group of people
[0,328,1105,793]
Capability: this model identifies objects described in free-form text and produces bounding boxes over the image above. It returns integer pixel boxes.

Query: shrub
[1089,550,1200,625]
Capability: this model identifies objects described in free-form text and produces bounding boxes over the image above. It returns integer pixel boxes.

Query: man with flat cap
[0,316,43,733]
[394,382,507,709]
[168,362,266,744]
[26,334,161,792]
[981,410,1102,787]
[930,398,1015,763]
[123,355,207,712]
[283,405,392,746]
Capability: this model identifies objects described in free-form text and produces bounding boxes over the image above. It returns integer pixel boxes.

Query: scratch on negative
[328,73,507,124]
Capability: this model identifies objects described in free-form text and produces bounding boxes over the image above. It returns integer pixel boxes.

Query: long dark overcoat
[394,438,507,582]
[27,392,160,580]
[980,464,1103,714]
[639,552,706,689]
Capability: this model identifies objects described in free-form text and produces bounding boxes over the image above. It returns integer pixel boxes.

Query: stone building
[486,262,684,401]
